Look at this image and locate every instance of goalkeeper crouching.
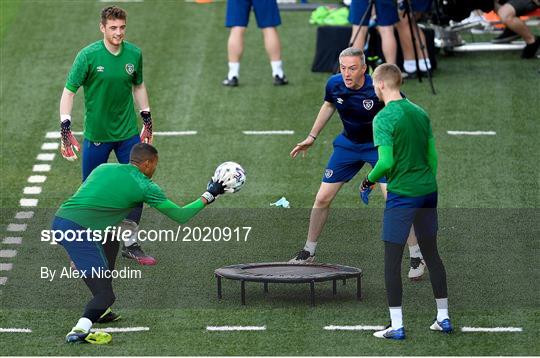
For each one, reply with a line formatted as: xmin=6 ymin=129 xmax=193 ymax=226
xmin=51 ymin=143 xmax=231 ymax=344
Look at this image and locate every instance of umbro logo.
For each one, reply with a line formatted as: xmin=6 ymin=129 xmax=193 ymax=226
xmin=337 ymin=98 xmax=343 ymax=104
xmin=97 ymin=66 xmax=104 ymax=72
xmin=324 ymin=169 xmax=333 ymax=178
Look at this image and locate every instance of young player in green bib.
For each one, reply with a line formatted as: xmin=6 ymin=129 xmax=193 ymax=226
xmin=52 ymin=143 xmax=232 ymax=344
xmin=361 ymin=64 xmax=452 ymax=340
xmin=58 ymin=6 xmax=155 ymax=266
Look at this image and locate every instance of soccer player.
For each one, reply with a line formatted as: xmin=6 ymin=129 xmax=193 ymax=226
xmin=289 ymin=47 xmax=426 ymax=280
xmin=363 ymin=64 xmax=452 ymax=340
xmin=349 ymin=0 xmax=399 ymax=65
xmin=222 ymin=0 xmax=288 ymax=86
xmin=52 ymin=143 xmax=231 ymax=344
xmin=59 ymin=6 xmax=155 ymax=266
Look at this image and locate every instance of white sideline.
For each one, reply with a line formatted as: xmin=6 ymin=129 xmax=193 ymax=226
xmin=2 ymin=237 xmax=22 ymax=245
xmin=41 ymin=142 xmax=59 ymax=150
xmin=324 ymin=325 xmax=385 ymax=331
xmin=27 ymin=176 xmax=46 ymax=183
xmin=447 ymin=131 xmax=496 ymax=136
xmin=206 ymin=326 xmax=266 ymax=331
xmin=0 ymin=263 xmax=13 ymax=271
xmin=7 ymin=224 xmax=27 ymax=232
xmin=243 ymin=130 xmax=294 ymax=135
xmin=20 ymin=199 xmax=38 ymax=207
xmin=15 ymin=211 xmax=34 ymax=219
xmin=24 ymin=186 xmax=42 ymax=194
xmin=0 ymin=250 xmax=17 ymax=258
xmin=461 ymin=327 xmax=523 ymax=332
xmin=0 ymin=328 xmax=32 ymax=333
xmin=47 ymin=131 xmax=198 ymax=137
xmin=91 ymin=327 xmax=150 ymax=333
xmin=33 ymin=164 xmax=51 ymax=172
xmin=36 ymin=153 xmax=55 ymax=161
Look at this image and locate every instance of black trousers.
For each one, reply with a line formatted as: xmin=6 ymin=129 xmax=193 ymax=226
xmin=81 ymin=236 xmax=119 ymax=322
xmin=384 ymin=234 xmax=448 ymax=307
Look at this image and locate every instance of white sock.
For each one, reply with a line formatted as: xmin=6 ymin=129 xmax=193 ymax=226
xmin=74 ymin=317 xmax=92 ymax=333
xmin=408 ymin=244 xmax=423 ymax=259
xmin=271 ymin=60 xmax=284 ymax=78
xmin=121 ymin=220 xmax=139 ymax=247
xmin=389 ymin=307 xmax=403 ymax=329
xmin=418 ymin=58 xmax=431 ymax=72
xmin=228 ymin=62 xmax=240 ymax=80
xmin=436 ymin=298 xmax=449 ymax=321
xmin=304 ymin=241 xmax=317 ymax=256
xmin=403 ymin=60 xmax=416 ymax=73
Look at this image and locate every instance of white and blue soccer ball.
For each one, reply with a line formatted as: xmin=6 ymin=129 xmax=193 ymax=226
xmin=213 ymin=161 xmax=246 ymax=193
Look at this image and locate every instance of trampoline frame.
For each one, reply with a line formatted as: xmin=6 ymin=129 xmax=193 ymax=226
xmin=214 ymin=262 xmax=363 ymax=307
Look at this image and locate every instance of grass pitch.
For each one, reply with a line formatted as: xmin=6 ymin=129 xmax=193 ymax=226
xmin=0 ymin=0 xmax=539 ymax=355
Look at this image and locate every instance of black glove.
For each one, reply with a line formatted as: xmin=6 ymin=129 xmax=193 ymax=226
xmin=140 ymin=111 xmax=153 ymax=144
xmin=201 ymin=180 xmax=225 ymax=204
xmin=360 ymin=176 xmax=375 ymax=192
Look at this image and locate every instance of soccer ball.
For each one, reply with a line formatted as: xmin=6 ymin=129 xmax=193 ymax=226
xmin=213 ymin=161 xmax=246 ymax=193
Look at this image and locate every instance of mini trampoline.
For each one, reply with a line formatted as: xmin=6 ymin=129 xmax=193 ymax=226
xmin=214 ymin=262 xmax=362 ymax=306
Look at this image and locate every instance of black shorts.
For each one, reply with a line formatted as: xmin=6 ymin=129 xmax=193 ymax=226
xmin=499 ymin=0 xmax=539 ymax=16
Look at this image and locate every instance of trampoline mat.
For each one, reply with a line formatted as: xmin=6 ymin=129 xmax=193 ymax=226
xmin=215 ymin=262 xmax=362 ymax=283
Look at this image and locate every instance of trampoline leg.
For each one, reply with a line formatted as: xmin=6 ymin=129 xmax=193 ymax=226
xmin=310 ymin=280 xmax=315 ymax=307
xmin=241 ymin=280 xmax=246 ymax=305
xmin=263 ymin=282 xmax=268 ymax=293
xmin=217 ymin=275 xmax=222 ymax=300
xmin=332 ymin=279 xmax=337 ymax=295
xmin=356 ymin=276 xmax=362 ymax=300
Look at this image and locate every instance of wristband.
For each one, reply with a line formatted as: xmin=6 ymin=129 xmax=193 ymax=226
xmin=308 ymin=133 xmax=317 ymax=140
xmin=60 ymin=114 xmax=71 ymax=123
xmin=201 ymin=191 xmax=215 ymax=204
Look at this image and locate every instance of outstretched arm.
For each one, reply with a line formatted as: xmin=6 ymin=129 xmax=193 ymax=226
xmin=290 ymin=101 xmax=336 ymax=158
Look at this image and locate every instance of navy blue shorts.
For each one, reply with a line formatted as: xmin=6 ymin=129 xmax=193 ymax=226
xmin=323 ymin=133 xmax=387 ymax=183
xmin=51 ymin=216 xmax=109 ymax=274
xmin=398 ymin=0 xmax=433 ymax=13
xmin=225 ymin=0 xmax=281 ymax=28
xmin=82 ymin=134 xmax=140 ymax=181
xmin=349 ymin=0 xmax=399 ymax=26
xmin=382 ymin=191 xmax=438 ymax=245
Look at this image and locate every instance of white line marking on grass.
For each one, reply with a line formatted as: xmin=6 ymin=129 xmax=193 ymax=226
xmin=2 ymin=237 xmax=22 ymax=245
xmin=206 ymin=326 xmax=266 ymax=331
xmin=45 ymin=131 xmax=61 ymax=139
xmin=0 ymin=250 xmax=17 ymax=258
xmin=243 ymin=130 xmax=294 ymax=135
xmin=36 ymin=153 xmax=55 ymax=161
xmin=24 ymin=186 xmax=42 ymax=194
xmin=33 ymin=164 xmax=51 ymax=172
xmin=15 ymin=211 xmax=34 ymax=219
xmin=91 ymin=327 xmax=150 ymax=333
xmin=324 ymin=325 xmax=386 ymax=331
xmin=154 ymin=131 xmax=197 ymax=136
xmin=27 ymin=176 xmax=46 ymax=183
xmin=447 ymin=131 xmax=496 ymax=136
xmin=0 ymin=264 xmax=13 ymax=271
xmin=20 ymin=199 xmax=38 ymax=207
xmin=41 ymin=142 xmax=59 ymax=150
xmin=7 ymin=224 xmax=27 ymax=232
xmin=0 ymin=277 xmax=7 ymax=285
xmin=0 ymin=328 xmax=32 ymax=333
xmin=461 ymin=327 xmax=523 ymax=332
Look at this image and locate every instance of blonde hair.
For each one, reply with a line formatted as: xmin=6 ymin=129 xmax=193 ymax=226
xmin=372 ymin=64 xmax=402 ymax=90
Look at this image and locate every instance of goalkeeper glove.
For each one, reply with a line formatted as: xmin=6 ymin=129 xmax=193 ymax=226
xmin=140 ymin=110 xmax=153 ymax=144
xmin=360 ymin=177 xmax=375 ymax=205
xmin=60 ymin=119 xmax=81 ymax=161
xmin=201 ymin=180 xmax=225 ymax=204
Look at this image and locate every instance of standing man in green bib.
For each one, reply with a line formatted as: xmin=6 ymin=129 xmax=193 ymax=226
xmin=361 ymin=64 xmax=452 ymax=340
xmin=58 ymin=6 xmax=155 ymax=266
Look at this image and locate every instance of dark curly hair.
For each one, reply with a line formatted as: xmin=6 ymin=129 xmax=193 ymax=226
xmin=100 ymin=6 xmax=127 ymax=25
